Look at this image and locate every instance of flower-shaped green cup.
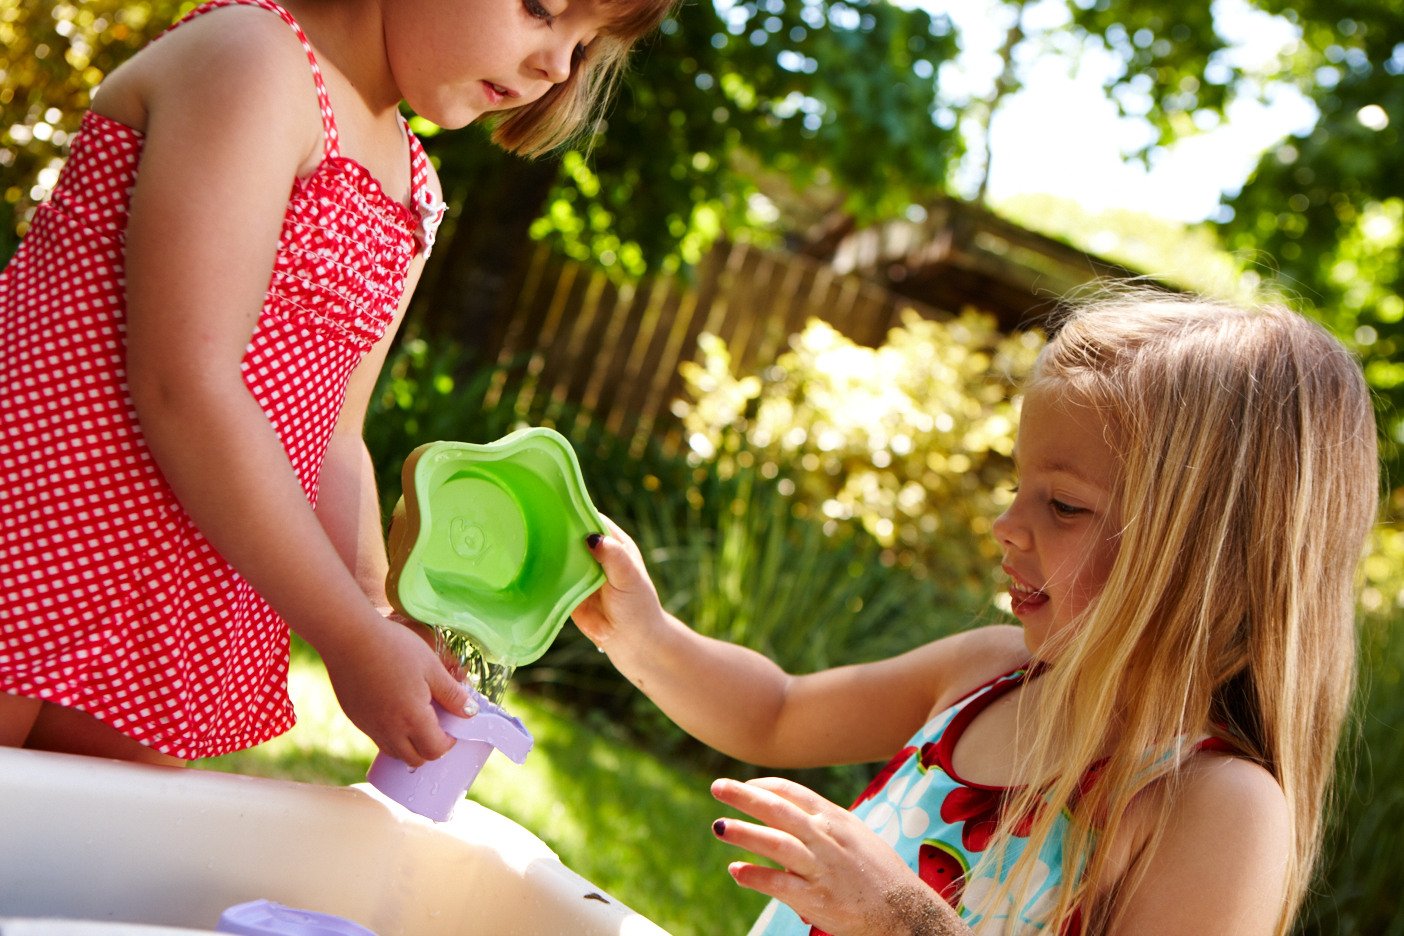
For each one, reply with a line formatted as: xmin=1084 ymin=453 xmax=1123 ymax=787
xmin=386 ymin=428 xmax=605 ymax=667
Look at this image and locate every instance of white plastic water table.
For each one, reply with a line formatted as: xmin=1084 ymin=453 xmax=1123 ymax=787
xmin=0 ymin=747 xmax=671 ymax=935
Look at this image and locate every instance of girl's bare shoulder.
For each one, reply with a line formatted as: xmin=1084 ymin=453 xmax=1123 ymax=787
xmin=1107 ymin=754 xmax=1289 ymax=934
xmin=93 ymin=6 xmax=321 ymax=145
xmin=925 ymin=623 xmax=1030 ymax=713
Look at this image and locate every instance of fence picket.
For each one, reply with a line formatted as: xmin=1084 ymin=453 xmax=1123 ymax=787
xmin=466 ymin=238 xmax=949 ymax=451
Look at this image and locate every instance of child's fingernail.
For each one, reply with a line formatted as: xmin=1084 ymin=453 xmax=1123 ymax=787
xmin=463 ymin=697 xmax=479 ymax=717
xmin=586 ymin=532 xmax=603 ymax=549
xmin=712 ymin=819 xmax=727 ymax=837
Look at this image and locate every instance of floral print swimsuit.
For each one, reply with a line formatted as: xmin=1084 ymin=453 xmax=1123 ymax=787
xmin=749 ymin=665 xmax=1075 ymax=936
xmin=749 ymin=664 xmax=1236 ymax=935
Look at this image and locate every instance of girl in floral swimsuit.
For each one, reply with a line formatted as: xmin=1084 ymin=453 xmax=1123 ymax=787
xmin=576 ymin=293 xmax=1378 ymax=935
xmin=0 ymin=0 xmax=673 ymax=765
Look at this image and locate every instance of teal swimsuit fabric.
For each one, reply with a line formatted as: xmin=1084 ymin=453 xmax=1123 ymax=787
xmin=747 ymin=665 xmax=1085 ymax=935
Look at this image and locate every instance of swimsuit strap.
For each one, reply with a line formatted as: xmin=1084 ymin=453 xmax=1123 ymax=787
xmin=406 ymin=119 xmax=433 ymax=197
xmin=162 ymin=0 xmax=340 ymax=159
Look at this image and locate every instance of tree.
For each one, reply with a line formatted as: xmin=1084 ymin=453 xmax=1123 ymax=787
xmin=0 ymin=0 xmax=181 ymax=256
xmin=2 ymin=0 xmax=961 ymax=354
xmin=415 ymin=0 xmax=962 ymax=348
xmin=1059 ymin=0 xmax=1404 ymax=477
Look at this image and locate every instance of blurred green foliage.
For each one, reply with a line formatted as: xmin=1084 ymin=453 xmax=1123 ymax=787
xmin=1064 ymin=0 xmax=1404 ymax=494
xmin=0 ymin=0 xmax=182 ymax=252
xmin=543 ymin=0 xmax=960 ymax=270
xmin=675 ymin=311 xmax=1043 ymax=600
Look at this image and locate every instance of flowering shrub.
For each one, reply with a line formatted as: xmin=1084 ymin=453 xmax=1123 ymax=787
xmin=675 ymin=309 xmax=1044 ymax=597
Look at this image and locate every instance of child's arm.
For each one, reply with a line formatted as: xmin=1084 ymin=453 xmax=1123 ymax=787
xmin=115 ymin=12 xmax=468 ymax=764
xmin=576 ymin=518 xmax=1028 ymax=768
xmin=312 ymin=247 xmax=422 ymax=618
xmin=578 ymin=519 xmax=1015 ymax=935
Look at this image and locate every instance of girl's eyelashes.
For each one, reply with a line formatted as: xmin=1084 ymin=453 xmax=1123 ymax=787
xmin=522 ymin=0 xmax=591 ymax=67
xmin=1008 ymin=482 xmax=1090 ymax=517
xmin=523 ymin=0 xmax=556 ymax=24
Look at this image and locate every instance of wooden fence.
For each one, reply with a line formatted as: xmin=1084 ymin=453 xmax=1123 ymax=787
xmin=477 ymin=238 xmax=949 ymax=452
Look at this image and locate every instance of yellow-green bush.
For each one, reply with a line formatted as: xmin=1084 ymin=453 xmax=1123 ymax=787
xmin=675 ymin=309 xmax=1043 ymax=599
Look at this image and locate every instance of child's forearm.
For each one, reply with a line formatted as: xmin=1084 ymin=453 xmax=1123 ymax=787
xmin=313 ymin=430 xmax=393 ymax=609
xmin=883 ymin=885 xmax=976 ymax=936
xmin=601 ymin=610 xmax=799 ymax=765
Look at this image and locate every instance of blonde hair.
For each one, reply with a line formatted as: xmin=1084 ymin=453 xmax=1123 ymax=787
xmin=975 ymin=290 xmax=1379 ymax=934
xmin=490 ymin=0 xmax=677 ymax=156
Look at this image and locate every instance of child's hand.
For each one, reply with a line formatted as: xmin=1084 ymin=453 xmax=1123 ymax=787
xmin=379 ymin=607 xmax=471 ymax=684
xmin=711 ymin=777 xmax=968 ymax=936
xmin=320 ymin=614 xmax=475 ymax=767
xmin=573 ymin=515 xmax=666 ymax=650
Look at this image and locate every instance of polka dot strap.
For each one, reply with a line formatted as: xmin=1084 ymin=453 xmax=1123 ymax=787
xmin=161 ymin=0 xmax=340 ymax=159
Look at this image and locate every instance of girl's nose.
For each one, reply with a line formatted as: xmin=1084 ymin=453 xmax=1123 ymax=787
xmin=533 ymin=39 xmax=576 ymax=84
xmin=992 ymin=503 xmax=1030 ymax=552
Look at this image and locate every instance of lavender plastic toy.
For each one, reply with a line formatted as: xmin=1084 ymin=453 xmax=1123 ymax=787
xmin=366 ymin=682 xmax=533 ymax=822
xmin=217 ymin=899 xmax=376 ymax=935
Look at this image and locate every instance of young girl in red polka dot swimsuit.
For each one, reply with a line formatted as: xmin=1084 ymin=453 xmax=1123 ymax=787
xmin=0 ymin=0 xmax=673 ymax=765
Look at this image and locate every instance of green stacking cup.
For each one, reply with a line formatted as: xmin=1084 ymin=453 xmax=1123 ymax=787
xmin=386 ymin=427 xmax=606 ymax=667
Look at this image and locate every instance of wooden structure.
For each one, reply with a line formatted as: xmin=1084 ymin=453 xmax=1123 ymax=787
xmin=477 ymin=238 xmax=943 ymax=451
xmin=425 ymin=196 xmax=1155 ymax=450
xmin=811 ymin=195 xmax=1157 ymax=332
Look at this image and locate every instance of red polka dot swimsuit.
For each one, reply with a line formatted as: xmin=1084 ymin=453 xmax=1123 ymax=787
xmin=0 ymin=0 xmax=446 ymax=759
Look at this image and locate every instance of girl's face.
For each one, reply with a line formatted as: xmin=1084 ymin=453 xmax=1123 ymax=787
xmin=993 ymin=385 xmax=1121 ymax=659
xmin=383 ymin=0 xmax=608 ymax=129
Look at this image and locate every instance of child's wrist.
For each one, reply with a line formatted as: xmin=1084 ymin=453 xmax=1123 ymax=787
xmin=601 ymin=608 xmax=676 ymax=670
xmin=292 ymin=603 xmax=391 ymax=664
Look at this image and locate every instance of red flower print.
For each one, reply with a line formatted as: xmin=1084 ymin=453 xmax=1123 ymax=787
xmin=935 ymin=781 xmax=1038 ymax=853
xmin=850 ymin=745 xmax=918 ymax=809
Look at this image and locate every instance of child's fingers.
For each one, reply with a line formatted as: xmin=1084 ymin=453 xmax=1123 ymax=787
xmin=599 ymin=515 xmax=644 ymax=560
xmin=726 ymin=861 xmax=806 ymax=904
xmin=712 ymin=816 xmax=816 ymax=879
xmin=744 ymin=775 xmax=836 ymax=814
xmin=711 ymin=777 xmax=818 ymax=831
xmin=428 ymin=661 xmax=479 ymax=719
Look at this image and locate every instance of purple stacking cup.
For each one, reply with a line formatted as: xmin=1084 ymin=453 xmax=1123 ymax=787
xmin=217 ymin=899 xmax=376 ymax=935
xmin=366 ymin=684 xmax=533 ymax=822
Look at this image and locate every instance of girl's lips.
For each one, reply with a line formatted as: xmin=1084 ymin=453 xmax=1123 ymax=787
xmin=1009 ymin=587 xmax=1049 ymax=617
xmin=481 ymin=81 xmax=516 ymax=105
xmin=1004 ymin=566 xmax=1048 ymax=617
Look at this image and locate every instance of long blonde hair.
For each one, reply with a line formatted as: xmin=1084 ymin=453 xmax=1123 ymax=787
xmin=975 ymin=291 xmax=1379 ymax=934
xmin=490 ymin=0 xmax=677 ymax=156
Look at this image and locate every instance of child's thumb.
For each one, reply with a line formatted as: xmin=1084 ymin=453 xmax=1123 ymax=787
xmin=431 ymin=666 xmax=479 ymax=719
xmin=585 ymin=531 xmax=640 ymax=587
